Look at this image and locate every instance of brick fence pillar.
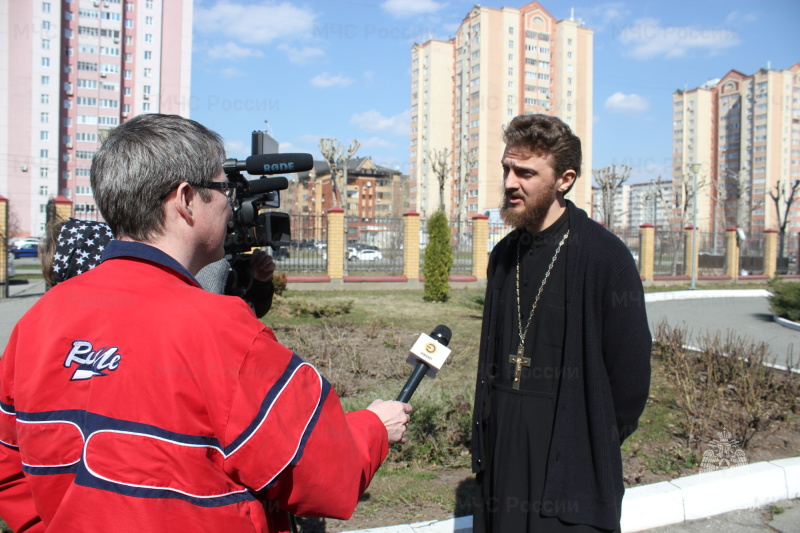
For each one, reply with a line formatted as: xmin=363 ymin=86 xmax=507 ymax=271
xmin=725 ymin=227 xmax=739 ymax=280
xmin=763 ymin=229 xmax=778 ymax=277
xmin=639 ymin=224 xmax=654 ymax=281
xmin=472 ymin=215 xmax=489 ymax=280
xmin=684 ymin=225 xmax=697 ymax=278
xmin=403 ymin=211 xmax=420 ymax=281
xmin=0 ymin=196 xmax=7 ymax=298
xmin=327 ymin=208 xmax=345 ymax=280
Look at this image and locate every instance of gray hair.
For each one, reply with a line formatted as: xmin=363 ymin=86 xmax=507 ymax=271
xmin=90 ymin=113 xmax=225 ymax=241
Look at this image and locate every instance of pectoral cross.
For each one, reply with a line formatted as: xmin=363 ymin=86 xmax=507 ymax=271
xmin=508 ymin=345 xmax=531 ymax=390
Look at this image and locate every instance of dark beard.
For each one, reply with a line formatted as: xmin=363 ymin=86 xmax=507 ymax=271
xmin=500 ymin=183 xmax=557 ymax=230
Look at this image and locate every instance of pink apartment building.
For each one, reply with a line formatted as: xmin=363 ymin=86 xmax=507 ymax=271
xmin=0 ymin=0 xmax=192 ymax=237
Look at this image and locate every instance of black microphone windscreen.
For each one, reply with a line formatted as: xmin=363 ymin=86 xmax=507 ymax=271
xmin=245 ymin=176 xmax=289 ymax=195
xmin=244 ymin=153 xmax=314 ymax=175
xmin=430 ymin=325 xmax=452 ymax=346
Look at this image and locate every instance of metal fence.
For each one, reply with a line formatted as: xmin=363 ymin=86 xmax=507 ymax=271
xmin=740 ymin=232 xmax=764 ymax=275
xmin=653 ymin=229 xmax=684 ymax=277
xmin=416 ymin=220 xmax=478 ymax=275
xmin=345 ymin=216 xmax=404 ymax=275
xmin=271 ymin=214 xmax=327 ymax=275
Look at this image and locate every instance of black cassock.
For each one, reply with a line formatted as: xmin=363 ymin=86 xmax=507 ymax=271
xmin=478 ymin=211 xmax=616 ymax=533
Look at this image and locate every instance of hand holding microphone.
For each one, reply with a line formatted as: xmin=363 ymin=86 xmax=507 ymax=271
xmin=397 ymin=325 xmax=453 ymax=403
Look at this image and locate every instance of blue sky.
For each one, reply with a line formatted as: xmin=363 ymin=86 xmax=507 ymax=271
xmin=189 ymin=0 xmax=799 ymax=185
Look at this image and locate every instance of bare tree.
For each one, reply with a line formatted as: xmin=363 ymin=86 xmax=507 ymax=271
xmin=427 ymin=147 xmax=452 ymax=212
xmin=318 ymin=138 xmax=360 ymax=218
xmin=453 ymin=144 xmax=478 ymax=241
xmin=769 ymin=179 xmax=800 ymax=261
xmin=649 ymin=169 xmax=706 ymax=276
xmin=592 ymin=164 xmax=631 ymax=232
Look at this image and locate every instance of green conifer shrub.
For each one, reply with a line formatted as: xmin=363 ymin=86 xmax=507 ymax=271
xmin=423 ymin=210 xmax=453 ymax=302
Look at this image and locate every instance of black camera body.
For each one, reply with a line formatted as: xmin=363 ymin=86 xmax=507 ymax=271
xmin=218 ymin=143 xmax=313 ymax=294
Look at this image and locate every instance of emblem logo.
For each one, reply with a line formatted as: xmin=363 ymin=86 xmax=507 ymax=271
xmin=700 ymin=428 xmax=748 ymax=473
xmin=64 ymin=340 xmax=122 ymax=381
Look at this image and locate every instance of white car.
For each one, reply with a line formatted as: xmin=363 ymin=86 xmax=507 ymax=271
xmin=349 ymin=249 xmax=383 ymax=261
xmin=10 ymin=237 xmax=40 ymax=248
xmin=6 ymin=253 xmax=15 ymax=279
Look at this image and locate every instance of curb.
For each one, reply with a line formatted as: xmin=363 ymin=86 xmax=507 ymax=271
xmin=341 ymin=457 xmax=800 ymax=533
xmin=773 ymin=314 xmax=800 ymax=332
xmin=645 ymin=289 xmax=770 ymax=302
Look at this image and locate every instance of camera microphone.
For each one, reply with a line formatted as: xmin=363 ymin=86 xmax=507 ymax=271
xmin=396 ymin=325 xmax=452 ymax=403
xmin=242 ymin=153 xmax=314 ymax=175
xmin=244 ymin=176 xmax=289 ymax=195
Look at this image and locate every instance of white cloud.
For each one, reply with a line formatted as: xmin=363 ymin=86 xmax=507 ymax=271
xmin=194 ymin=1 xmax=318 ymax=45
xmin=224 ymin=139 xmax=249 ymax=158
xmin=310 ymin=72 xmax=355 ymax=88
xmin=576 ymin=2 xmax=630 ymax=30
xmin=604 ymin=92 xmax=649 ymax=114
xmin=350 ymin=109 xmax=410 ymax=136
xmin=618 ymin=18 xmax=740 ymax=59
xmin=359 ymin=137 xmax=395 ymax=149
xmin=725 ymin=10 xmax=759 ymax=26
xmin=277 ymin=44 xmax=325 ymax=64
xmin=219 ymin=67 xmax=245 ymax=78
xmin=297 ymin=134 xmax=323 ymax=144
xmin=381 ymin=0 xmax=445 ymax=18
xmin=207 ymin=42 xmax=263 ymax=60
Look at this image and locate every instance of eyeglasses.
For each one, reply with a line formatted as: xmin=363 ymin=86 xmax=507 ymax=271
xmin=186 ymin=181 xmax=238 ymax=203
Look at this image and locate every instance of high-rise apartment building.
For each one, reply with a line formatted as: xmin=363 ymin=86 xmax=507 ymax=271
xmin=410 ymin=1 xmax=593 ymax=224
xmin=0 ymin=0 xmax=192 ymax=237
xmin=591 ymin=181 xmax=674 ymax=232
xmin=672 ymin=64 xmax=800 ymax=239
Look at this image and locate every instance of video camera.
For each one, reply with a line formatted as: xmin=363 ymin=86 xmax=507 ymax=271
xmin=219 ymin=132 xmax=313 ymax=294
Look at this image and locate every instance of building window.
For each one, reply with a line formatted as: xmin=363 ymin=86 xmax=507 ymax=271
xmin=125 ymin=52 xmax=132 ymax=62
xmin=41 ymin=39 xmax=50 ymax=49
xmin=42 ymin=2 xmax=51 ymax=12
xmin=41 ymin=112 xmax=49 ymax=123
xmin=145 ymin=16 xmax=153 ymax=25
xmin=126 ymin=2 xmax=134 ymax=11
xmin=42 ymin=20 xmax=51 ymax=31
xmin=41 ymin=94 xmax=49 ymax=104
xmin=145 ymin=33 xmax=153 ymax=43
xmin=124 ymin=70 xmax=132 ymax=79
xmin=40 ymin=131 xmax=49 ymax=141
xmin=40 ymin=168 xmax=48 ymax=178
xmin=125 ymin=36 xmax=133 ymax=45
xmin=125 ymin=19 xmax=133 ymax=29
xmin=143 ymin=68 xmax=151 ymax=78
xmin=143 ymin=102 xmax=150 ymax=111
xmin=41 ymin=75 xmax=50 ymax=85
xmin=39 ymin=185 xmax=49 ymax=196
xmin=40 ymin=149 xmax=48 ymax=158
xmin=144 ymin=50 xmax=151 ymax=60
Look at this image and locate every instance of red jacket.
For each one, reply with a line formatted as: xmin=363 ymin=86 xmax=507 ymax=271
xmin=0 ymin=242 xmax=388 ymax=532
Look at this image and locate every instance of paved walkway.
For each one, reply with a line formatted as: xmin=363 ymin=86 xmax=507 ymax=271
xmin=1 ymin=285 xmax=798 ymax=532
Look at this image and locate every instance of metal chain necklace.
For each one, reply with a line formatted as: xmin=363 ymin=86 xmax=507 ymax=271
xmin=508 ymin=229 xmax=570 ymax=389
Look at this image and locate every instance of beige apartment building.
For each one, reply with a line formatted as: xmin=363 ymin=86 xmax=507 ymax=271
xmin=410 ymin=1 xmax=593 ymax=225
xmin=672 ymin=64 xmax=800 ymax=240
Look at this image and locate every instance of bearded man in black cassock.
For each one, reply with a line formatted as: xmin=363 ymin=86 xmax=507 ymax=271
xmin=471 ymin=114 xmax=652 ymax=533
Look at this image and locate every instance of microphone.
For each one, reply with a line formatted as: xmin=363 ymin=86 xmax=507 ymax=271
xmin=243 ymin=153 xmax=314 ymax=175
xmin=243 ymin=176 xmax=289 ymax=195
xmin=396 ymin=325 xmax=452 ymax=403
